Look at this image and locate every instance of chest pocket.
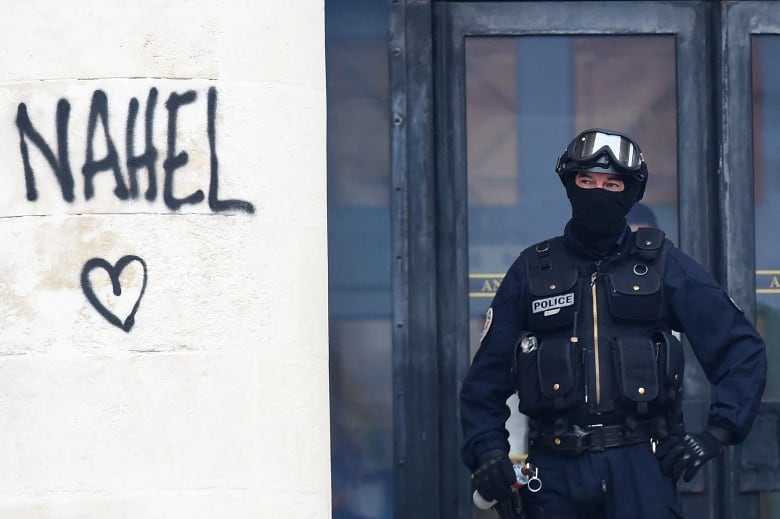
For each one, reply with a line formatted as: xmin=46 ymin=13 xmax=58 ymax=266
xmin=527 ymin=268 xmax=579 ymax=331
xmin=607 ymin=260 xmax=663 ymax=322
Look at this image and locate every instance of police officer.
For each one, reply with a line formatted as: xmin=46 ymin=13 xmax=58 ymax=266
xmin=460 ymin=128 xmax=767 ymax=518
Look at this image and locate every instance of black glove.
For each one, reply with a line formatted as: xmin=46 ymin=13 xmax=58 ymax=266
xmin=471 ymin=449 xmax=517 ymax=502
xmin=656 ymin=428 xmax=729 ymax=482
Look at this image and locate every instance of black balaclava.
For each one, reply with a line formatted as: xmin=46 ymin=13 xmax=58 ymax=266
xmin=563 ymin=168 xmax=641 ymax=251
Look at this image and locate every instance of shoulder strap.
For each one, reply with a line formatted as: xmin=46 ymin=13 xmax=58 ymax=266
xmin=520 ymin=236 xmax=558 ymax=269
xmin=631 ymin=228 xmax=666 ymax=262
xmin=525 ymin=237 xmax=558 ymax=258
xmin=521 ymin=236 xmax=580 ymax=298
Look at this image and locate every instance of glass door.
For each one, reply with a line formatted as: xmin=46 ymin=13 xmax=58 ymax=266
xmin=433 ymin=2 xmax=715 ymax=518
xmin=722 ymin=4 xmax=780 ymax=518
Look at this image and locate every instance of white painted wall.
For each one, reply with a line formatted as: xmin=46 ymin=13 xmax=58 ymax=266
xmin=0 ymin=2 xmax=329 ymax=518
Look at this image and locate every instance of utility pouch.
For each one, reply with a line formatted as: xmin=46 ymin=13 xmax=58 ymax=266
xmin=607 ymin=266 xmax=663 ymax=322
xmin=514 ymin=334 xmax=545 ymax=416
xmin=514 ymin=335 xmax=581 ymax=416
xmin=607 ymin=230 xmax=668 ymax=323
xmin=611 ymin=336 xmax=659 ymax=415
xmin=653 ymin=331 xmax=684 ymax=402
xmin=537 ymin=338 xmax=581 ymax=411
xmin=527 ymin=269 xmax=579 ymax=332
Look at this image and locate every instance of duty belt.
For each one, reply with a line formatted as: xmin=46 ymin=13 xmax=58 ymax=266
xmin=532 ymin=420 xmax=654 ymax=454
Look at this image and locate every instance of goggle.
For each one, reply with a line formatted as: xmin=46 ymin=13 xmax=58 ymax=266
xmin=561 ymin=129 xmax=645 ymax=172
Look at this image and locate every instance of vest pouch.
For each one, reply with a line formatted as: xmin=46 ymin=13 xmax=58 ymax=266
xmin=607 ymin=268 xmax=663 ymax=322
xmin=536 ymin=338 xmax=580 ymax=411
xmin=514 ymin=334 xmax=545 ymax=417
xmin=611 ymin=336 xmax=659 ymax=414
xmin=653 ymin=331 xmax=684 ymax=403
xmin=527 ymin=269 xmax=579 ymax=331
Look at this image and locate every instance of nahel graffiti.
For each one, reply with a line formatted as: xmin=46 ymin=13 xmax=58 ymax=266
xmin=81 ymin=255 xmax=148 ymax=332
xmin=15 ymin=86 xmax=254 ymax=213
xmin=13 ymin=84 xmax=256 ymax=333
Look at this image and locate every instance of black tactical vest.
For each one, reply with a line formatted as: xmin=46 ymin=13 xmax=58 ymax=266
xmin=512 ymin=228 xmax=684 ymax=423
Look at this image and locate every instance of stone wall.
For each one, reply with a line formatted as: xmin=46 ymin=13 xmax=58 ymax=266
xmin=0 ymin=2 xmax=329 ymax=517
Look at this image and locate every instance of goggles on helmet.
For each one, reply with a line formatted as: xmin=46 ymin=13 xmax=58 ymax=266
xmin=556 ymin=129 xmax=646 ymax=178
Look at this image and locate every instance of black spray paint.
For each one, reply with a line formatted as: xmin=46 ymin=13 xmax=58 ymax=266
xmin=81 ymin=255 xmax=148 ymax=332
xmin=16 ymin=99 xmax=75 ymax=202
xmin=163 ymin=90 xmax=203 ymax=210
xmin=207 ymin=87 xmax=255 ymax=213
xmin=16 ymin=87 xmax=255 ymax=213
xmin=83 ymin=90 xmax=129 ymax=201
xmin=126 ymin=87 xmax=158 ymax=201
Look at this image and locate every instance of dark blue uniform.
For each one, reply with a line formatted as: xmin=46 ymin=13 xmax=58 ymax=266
xmin=460 ymin=226 xmax=767 ymax=518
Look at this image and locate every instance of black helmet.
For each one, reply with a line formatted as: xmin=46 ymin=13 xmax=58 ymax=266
xmin=555 ymin=128 xmax=649 ymax=202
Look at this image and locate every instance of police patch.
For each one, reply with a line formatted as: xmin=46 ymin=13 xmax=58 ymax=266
xmin=532 ymin=293 xmax=574 ymax=314
xmin=480 ymin=307 xmax=493 ymax=342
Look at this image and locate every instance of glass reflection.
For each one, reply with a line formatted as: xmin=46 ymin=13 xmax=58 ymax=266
xmin=326 ymin=1 xmax=392 ymax=518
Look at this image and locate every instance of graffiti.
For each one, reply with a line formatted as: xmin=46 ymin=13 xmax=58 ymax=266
xmin=16 ymin=87 xmax=255 ymax=214
xmin=15 ymin=86 xmax=261 ymax=332
xmin=81 ymin=255 xmax=148 ymax=332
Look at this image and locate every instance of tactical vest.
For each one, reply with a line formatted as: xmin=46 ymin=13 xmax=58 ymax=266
xmin=512 ymin=228 xmax=684 ymax=428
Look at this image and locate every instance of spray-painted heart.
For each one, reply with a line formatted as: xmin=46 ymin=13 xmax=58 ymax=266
xmin=81 ymin=255 xmax=148 ymax=332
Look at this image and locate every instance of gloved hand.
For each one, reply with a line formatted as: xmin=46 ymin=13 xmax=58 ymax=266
xmin=656 ymin=428 xmax=729 ymax=482
xmin=471 ymin=449 xmax=517 ymax=502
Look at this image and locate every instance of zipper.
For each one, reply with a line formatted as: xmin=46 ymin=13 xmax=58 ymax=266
xmin=590 ymin=270 xmax=601 ymax=406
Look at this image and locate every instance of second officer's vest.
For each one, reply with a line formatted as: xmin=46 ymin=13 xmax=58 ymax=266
xmin=512 ymin=228 xmax=685 ymax=420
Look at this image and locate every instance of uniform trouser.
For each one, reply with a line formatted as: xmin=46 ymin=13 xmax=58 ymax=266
xmin=521 ymin=442 xmax=683 ymax=519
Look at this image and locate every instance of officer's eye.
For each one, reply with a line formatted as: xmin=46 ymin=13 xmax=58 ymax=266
xmin=576 ymin=176 xmax=596 ymax=188
xmin=604 ymin=181 xmax=625 ymax=192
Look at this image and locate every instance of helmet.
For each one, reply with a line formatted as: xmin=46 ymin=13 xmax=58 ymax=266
xmin=555 ymin=128 xmax=649 ymax=201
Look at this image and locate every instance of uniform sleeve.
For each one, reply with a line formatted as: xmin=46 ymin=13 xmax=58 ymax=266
xmin=664 ymin=247 xmax=767 ymax=444
xmin=460 ymin=256 xmax=527 ymax=471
